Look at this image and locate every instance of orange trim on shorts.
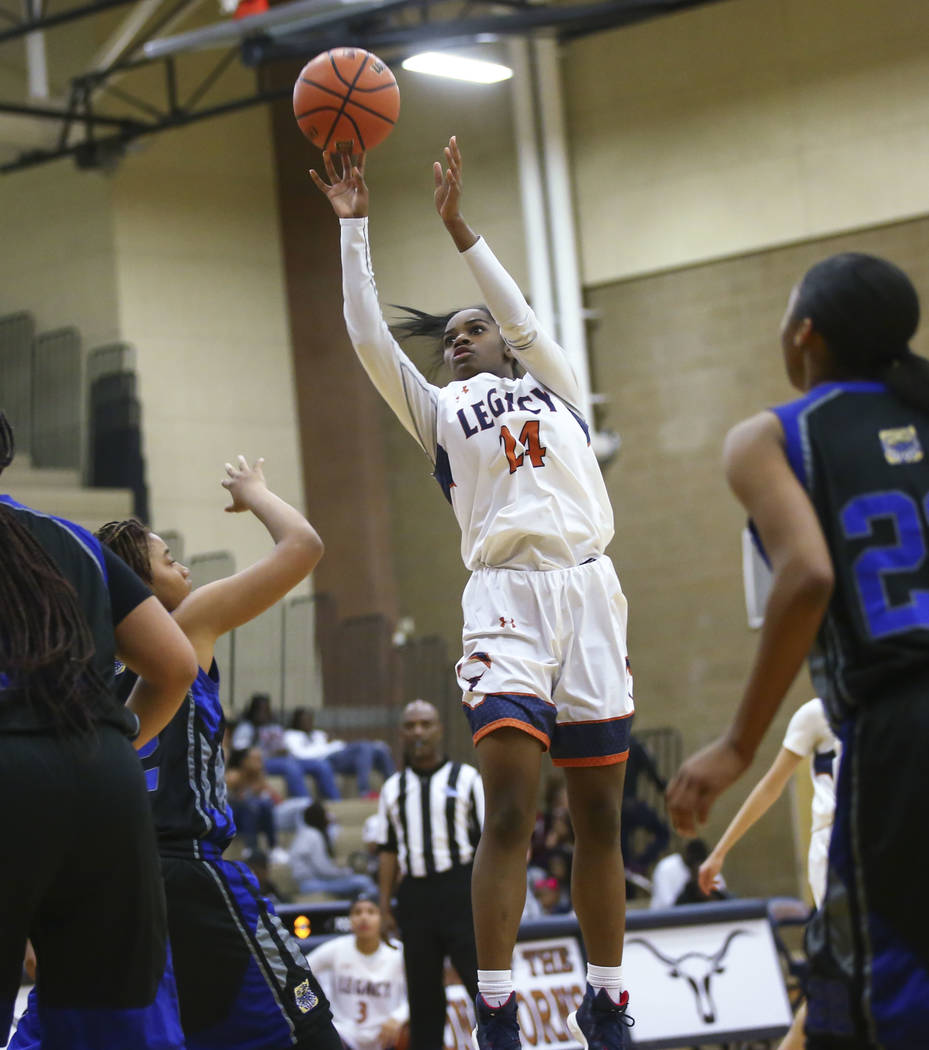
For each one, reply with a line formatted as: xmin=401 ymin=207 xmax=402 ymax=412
xmin=556 ymin=711 xmax=634 ymax=727
xmin=473 ymin=718 xmax=551 ymax=750
xmin=552 ymin=748 xmax=629 ymax=768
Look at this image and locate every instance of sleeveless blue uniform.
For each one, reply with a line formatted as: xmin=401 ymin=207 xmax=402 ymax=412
xmin=0 ymin=496 xmax=183 ymax=1050
xmin=771 ymin=382 xmax=929 ymax=1049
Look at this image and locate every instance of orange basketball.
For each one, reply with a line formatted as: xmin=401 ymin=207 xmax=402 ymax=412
xmin=293 ymin=48 xmax=400 ymax=153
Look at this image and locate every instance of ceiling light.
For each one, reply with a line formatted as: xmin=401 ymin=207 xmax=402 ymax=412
xmin=401 ymin=52 xmax=513 ymax=84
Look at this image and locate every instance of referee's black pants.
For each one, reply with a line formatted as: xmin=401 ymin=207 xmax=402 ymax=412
xmin=396 ymin=864 xmax=479 ymax=1050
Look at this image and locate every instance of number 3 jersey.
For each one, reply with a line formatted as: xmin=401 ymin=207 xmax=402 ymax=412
xmin=340 ymin=217 xmax=613 ymax=572
xmin=772 ymin=380 xmax=929 ymax=723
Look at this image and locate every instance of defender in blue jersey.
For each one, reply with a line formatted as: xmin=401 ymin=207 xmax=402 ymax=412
xmin=668 ymin=253 xmax=929 ymax=1049
xmin=0 ymin=412 xmax=196 ymax=1050
xmin=13 ymin=455 xmax=338 ymax=1050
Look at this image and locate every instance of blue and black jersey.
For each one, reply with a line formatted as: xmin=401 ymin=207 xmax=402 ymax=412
xmin=772 ymin=380 xmax=929 ymax=723
xmin=0 ymin=495 xmax=147 ymax=736
xmin=118 ymin=661 xmax=235 ymax=858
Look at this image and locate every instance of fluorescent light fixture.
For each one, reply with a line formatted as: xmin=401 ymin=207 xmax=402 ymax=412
xmin=401 ymin=51 xmax=513 ymax=84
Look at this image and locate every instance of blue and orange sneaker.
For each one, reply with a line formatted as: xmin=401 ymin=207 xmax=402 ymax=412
xmin=471 ymin=992 xmax=521 ymax=1050
xmin=566 ymin=985 xmax=634 ymax=1050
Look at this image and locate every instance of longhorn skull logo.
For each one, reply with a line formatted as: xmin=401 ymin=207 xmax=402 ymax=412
xmin=627 ymin=929 xmax=750 ymax=1023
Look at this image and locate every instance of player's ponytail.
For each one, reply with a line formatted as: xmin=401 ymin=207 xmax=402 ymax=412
xmin=0 ymin=412 xmax=100 ymax=731
xmin=390 ymin=304 xmax=519 ymax=379
xmin=793 ymin=252 xmax=929 ymax=414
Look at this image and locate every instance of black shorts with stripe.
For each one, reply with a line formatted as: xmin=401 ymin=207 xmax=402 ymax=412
xmin=161 ymin=854 xmax=340 ymax=1050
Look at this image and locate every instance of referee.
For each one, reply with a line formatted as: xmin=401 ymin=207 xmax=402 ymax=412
xmin=377 ymin=699 xmax=482 ymax=1050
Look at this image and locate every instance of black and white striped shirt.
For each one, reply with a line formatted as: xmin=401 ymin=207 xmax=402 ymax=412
xmin=376 ymin=760 xmax=483 ymax=878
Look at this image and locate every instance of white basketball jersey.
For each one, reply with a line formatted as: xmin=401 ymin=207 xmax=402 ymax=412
xmin=340 ymin=218 xmax=614 ymax=571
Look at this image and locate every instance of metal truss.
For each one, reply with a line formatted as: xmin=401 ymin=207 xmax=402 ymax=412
xmin=0 ymin=0 xmax=723 ymax=174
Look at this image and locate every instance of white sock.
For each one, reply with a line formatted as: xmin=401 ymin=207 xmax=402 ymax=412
xmin=587 ymin=963 xmax=624 ymax=1004
xmin=478 ymin=970 xmax=514 ymax=1009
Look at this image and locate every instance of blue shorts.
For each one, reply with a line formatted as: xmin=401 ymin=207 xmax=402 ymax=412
xmin=805 ymin=694 xmax=929 ymax=1049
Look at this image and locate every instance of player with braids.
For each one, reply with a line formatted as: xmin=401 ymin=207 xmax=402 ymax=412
xmin=668 ymin=253 xmax=929 ymax=1049
xmin=13 ymin=457 xmax=341 ymax=1050
xmin=0 ymin=411 xmax=197 ymax=1050
xmin=312 ymin=138 xmax=635 ymax=1050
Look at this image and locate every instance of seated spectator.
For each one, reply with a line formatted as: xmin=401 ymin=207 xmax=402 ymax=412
xmin=291 ymin=801 xmax=377 ymax=898
xmin=530 ymin=774 xmax=575 ymax=872
xmin=675 ymin=839 xmax=730 ymax=905
xmin=285 ymin=707 xmax=396 ymax=797
xmin=650 ymin=839 xmax=728 ymax=909
xmin=225 ymin=747 xmax=286 ymax=860
xmin=307 ymin=892 xmax=409 ymax=1050
xmin=532 ymin=876 xmax=573 ymax=916
xmin=233 ymin=692 xmax=341 ymax=800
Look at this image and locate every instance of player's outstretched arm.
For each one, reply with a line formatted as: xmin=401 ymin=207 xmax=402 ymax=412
xmin=698 ymin=746 xmax=802 ymax=895
xmin=174 ymin=456 xmax=323 ymax=666
xmin=668 ymin=412 xmax=833 ymax=835
xmin=436 ymin=136 xmax=583 ymax=407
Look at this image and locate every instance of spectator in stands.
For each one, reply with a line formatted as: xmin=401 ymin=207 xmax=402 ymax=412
xmin=529 ymin=774 xmax=574 ymax=873
xmin=307 ymin=891 xmax=409 ymax=1050
xmin=226 ymin=746 xmax=288 ymax=863
xmin=532 ymin=876 xmax=573 ymax=916
xmin=650 ymin=839 xmax=728 ymax=909
xmin=285 ymin=707 xmax=396 ymax=797
xmin=291 ymin=801 xmax=378 ymax=898
xmin=621 ymin=734 xmax=671 ymax=875
xmin=233 ymin=691 xmax=341 ymax=800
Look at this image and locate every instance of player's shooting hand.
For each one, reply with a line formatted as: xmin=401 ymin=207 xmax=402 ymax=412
xmin=309 ymin=150 xmax=369 ymax=218
xmin=666 ymin=737 xmax=749 ymax=836
xmin=434 ymin=135 xmax=464 ymax=225
xmin=221 ymin=455 xmax=268 ymax=513
xmin=698 ymin=853 xmax=724 ymax=897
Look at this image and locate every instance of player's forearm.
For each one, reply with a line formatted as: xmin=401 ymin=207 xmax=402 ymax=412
xmin=444 ymin=215 xmax=479 ymax=253
xmin=378 ymin=851 xmax=398 ymax=908
xmin=725 ymin=563 xmax=832 ymax=763
xmin=713 ymin=775 xmax=782 ymax=859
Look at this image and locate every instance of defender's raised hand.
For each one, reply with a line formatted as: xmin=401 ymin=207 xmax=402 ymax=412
xmin=309 ymin=150 xmax=369 ymax=218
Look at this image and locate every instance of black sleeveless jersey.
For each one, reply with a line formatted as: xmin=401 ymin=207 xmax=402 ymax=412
xmin=772 ymin=380 xmax=929 ymax=724
xmin=117 ymin=660 xmax=235 ymax=858
xmin=0 ymin=495 xmax=145 ymax=735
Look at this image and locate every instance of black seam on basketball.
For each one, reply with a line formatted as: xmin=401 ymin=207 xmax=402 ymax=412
xmin=324 ymin=51 xmax=371 ymax=149
xmin=342 ymin=98 xmax=397 ymax=124
xmin=298 ymin=77 xmax=347 ymax=101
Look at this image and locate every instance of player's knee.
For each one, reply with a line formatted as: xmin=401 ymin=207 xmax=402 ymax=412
xmin=573 ymin=793 xmax=622 ymax=847
xmin=484 ymin=794 xmax=533 ymax=848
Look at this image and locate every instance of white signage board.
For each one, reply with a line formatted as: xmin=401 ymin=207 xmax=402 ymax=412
xmin=623 ymin=916 xmax=792 ymax=1046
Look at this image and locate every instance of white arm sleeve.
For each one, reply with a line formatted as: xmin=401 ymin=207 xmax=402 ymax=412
xmin=340 ymin=218 xmax=441 ymax=461
xmin=461 ymin=236 xmax=584 ymax=411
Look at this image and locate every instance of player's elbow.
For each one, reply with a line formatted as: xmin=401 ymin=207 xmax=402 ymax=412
xmin=285 ymin=524 xmax=325 ymax=579
xmin=789 ymin=556 xmax=834 ymax=608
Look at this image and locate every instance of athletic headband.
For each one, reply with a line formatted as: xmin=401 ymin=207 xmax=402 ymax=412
xmin=794 ymin=253 xmax=920 ymax=366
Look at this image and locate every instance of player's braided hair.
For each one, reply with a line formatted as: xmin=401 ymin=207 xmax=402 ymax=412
xmin=389 ymin=305 xmax=519 ymax=380
xmin=96 ymin=518 xmax=153 ymax=584
xmin=0 ymin=412 xmax=101 ymax=731
xmin=793 ymin=253 xmax=929 ymax=414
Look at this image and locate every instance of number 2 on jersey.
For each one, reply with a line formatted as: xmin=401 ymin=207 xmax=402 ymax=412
xmin=500 ymin=421 xmax=546 ymax=474
xmin=842 ymin=489 xmax=929 ymax=639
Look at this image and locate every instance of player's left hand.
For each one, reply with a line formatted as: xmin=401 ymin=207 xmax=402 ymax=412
xmin=434 ymin=135 xmax=463 ymax=225
xmin=379 ymin=1018 xmax=403 ymax=1046
xmin=221 ymin=455 xmax=268 ymax=513
xmin=666 ymin=737 xmax=750 ymax=836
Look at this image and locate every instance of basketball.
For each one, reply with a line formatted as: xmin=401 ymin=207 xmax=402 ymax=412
xmin=293 ymin=48 xmax=400 ymax=153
